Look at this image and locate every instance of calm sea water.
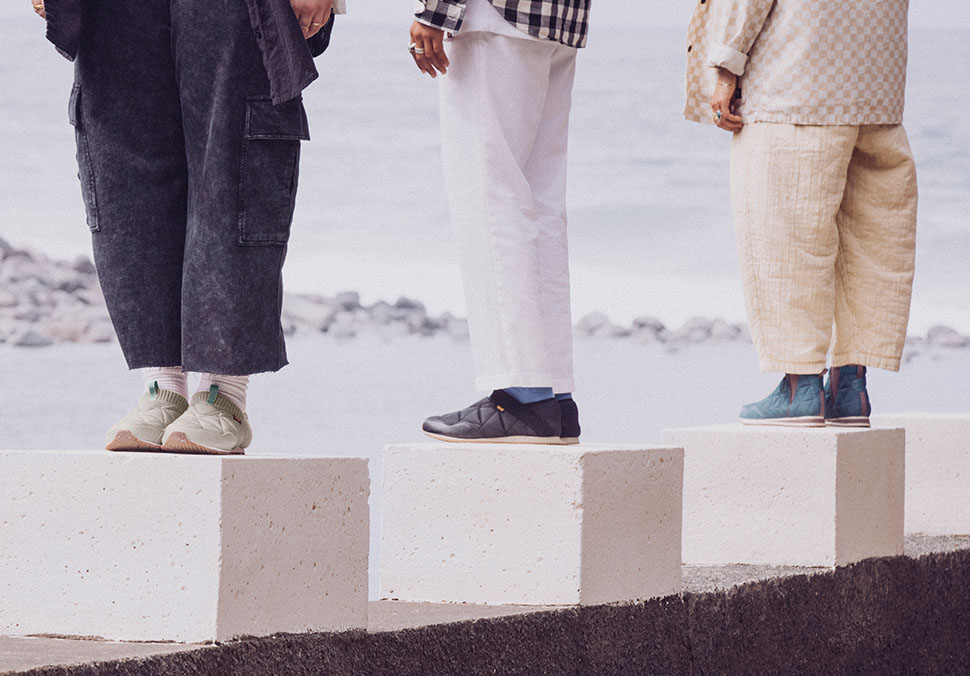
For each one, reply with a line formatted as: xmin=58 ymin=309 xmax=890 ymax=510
xmin=1 ymin=6 xmax=967 ymax=332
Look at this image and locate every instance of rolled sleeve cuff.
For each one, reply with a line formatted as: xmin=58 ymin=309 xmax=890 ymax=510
xmin=707 ymin=42 xmax=748 ymax=76
xmin=413 ymin=0 xmax=464 ymax=32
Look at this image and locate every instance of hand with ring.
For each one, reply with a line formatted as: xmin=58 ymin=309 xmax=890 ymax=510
xmin=289 ymin=0 xmax=333 ymax=39
xmin=409 ymin=21 xmax=449 ymax=79
xmin=31 ymin=0 xmax=45 ymax=19
xmin=710 ymin=67 xmax=743 ymax=133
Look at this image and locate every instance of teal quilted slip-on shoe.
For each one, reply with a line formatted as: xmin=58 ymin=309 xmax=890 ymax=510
xmin=825 ymin=365 xmax=872 ymax=427
xmin=740 ymin=373 xmax=825 ymax=427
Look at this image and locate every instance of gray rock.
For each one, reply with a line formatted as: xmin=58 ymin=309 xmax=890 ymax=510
xmin=74 ymin=286 xmax=106 ymax=306
xmin=595 ymin=322 xmax=631 ymax=339
xmin=395 ymin=296 xmax=426 ymax=313
xmin=635 ymin=329 xmax=662 ymax=344
xmin=632 ymin=315 xmax=665 ymax=334
xmin=368 ymin=300 xmax=394 ymax=325
xmin=676 ymin=316 xmax=713 ymax=343
xmin=334 ymin=291 xmax=361 ymax=311
xmin=73 ymin=255 xmax=97 ymax=275
xmin=282 ymin=295 xmax=337 ymax=332
xmin=56 ymin=274 xmax=89 ymax=294
xmin=445 ymin=317 xmax=470 ymax=340
xmin=709 ymin=318 xmax=741 ymax=342
xmin=11 ymin=328 xmax=53 ymax=347
xmin=14 ymin=307 xmax=43 ymax=322
xmin=84 ymin=318 xmax=116 ymax=343
xmin=576 ymin=312 xmax=610 ymax=335
xmin=926 ymin=325 xmax=970 ymax=348
xmin=407 ymin=313 xmax=439 ymax=337
xmin=328 ymin=312 xmax=358 ymax=338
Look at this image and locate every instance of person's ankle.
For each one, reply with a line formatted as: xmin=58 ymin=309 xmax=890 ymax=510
xmin=198 ymin=374 xmax=249 ymax=411
xmin=503 ymin=387 xmax=555 ymax=405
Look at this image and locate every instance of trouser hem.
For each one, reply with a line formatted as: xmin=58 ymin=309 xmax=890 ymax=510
xmin=476 ymin=373 xmax=575 ymax=393
xmin=831 ymin=352 xmax=901 ymax=372
xmin=757 ymin=357 xmax=827 ymax=375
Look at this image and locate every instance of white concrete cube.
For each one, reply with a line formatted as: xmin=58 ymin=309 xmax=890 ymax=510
xmin=661 ymin=426 xmax=904 ymax=567
xmin=875 ymin=413 xmax=970 ymax=535
xmin=0 ymin=451 xmax=369 ymax=642
xmin=380 ymin=443 xmax=683 ymax=606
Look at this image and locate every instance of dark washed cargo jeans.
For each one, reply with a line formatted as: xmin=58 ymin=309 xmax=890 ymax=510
xmin=71 ymin=0 xmax=310 ymax=375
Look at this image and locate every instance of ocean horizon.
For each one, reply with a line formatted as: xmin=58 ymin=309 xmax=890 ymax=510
xmin=1 ymin=5 xmax=967 ymax=333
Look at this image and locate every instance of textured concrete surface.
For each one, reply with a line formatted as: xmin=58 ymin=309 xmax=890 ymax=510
xmin=875 ymin=413 xmax=970 ymax=535
xmin=0 ymin=452 xmax=369 ymax=642
xmin=662 ymin=425 xmax=905 ymax=566
xmin=5 ymin=535 xmax=968 ymax=675
xmin=381 ymin=443 xmax=683 ymax=605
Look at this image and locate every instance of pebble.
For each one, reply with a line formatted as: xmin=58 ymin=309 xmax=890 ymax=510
xmin=1 ymin=242 xmax=967 ymax=357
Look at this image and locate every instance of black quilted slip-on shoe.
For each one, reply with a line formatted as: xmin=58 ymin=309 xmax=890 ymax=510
xmin=559 ymin=397 xmax=581 ymax=445
xmin=422 ymin=390 xmax=565 ymax=444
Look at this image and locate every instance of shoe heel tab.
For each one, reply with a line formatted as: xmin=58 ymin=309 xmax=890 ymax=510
xmin=149 ymin=381 xmax=159 ymax=401
xmin=207 ymin=384 xmax=219 ymax=405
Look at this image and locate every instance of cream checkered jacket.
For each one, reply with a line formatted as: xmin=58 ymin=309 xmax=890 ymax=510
xmin=684 ymin=0 xmax=909 ymax=125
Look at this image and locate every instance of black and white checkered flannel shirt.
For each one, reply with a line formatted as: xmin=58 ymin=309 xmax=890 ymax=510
xmin=413 ymin=0 xmax=590 ymax=48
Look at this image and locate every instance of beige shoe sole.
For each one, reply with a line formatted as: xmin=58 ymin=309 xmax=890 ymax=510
xmin=739 ymin=416 xmax=825 ymax=428
xmin=105 ymin=430 xmax=163 ymax=452
xmin=160 ymin=432 xmax=246 ymax=456
xmin=423 ymin=431 xmax=569 ymax=445
xmin=826 ymin=417 xmax=871 ymax=428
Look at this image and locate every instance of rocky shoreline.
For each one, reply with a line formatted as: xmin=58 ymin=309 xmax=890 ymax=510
xmin=2 ymin=237 xmax=968 ymax=360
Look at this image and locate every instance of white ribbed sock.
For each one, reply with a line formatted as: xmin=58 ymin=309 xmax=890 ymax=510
xmin=197 ymin=374 xmax=249 ymax=411
xmin=142 ymin=367 xmax=188 ymax=399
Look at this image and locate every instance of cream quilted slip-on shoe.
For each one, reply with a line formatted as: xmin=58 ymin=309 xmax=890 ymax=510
xmin=105 ymin=382 xmax=189 ymax=452
xmin=160 ymin=385 xmax=252 ymax=455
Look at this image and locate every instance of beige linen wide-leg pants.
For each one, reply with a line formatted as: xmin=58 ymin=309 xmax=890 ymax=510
xmin=731 ymin=123 xmax=918 ymax=374
xmin=438 ymin=32 xmax=578 ymax=393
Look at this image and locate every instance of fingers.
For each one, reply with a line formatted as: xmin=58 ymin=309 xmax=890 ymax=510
xmin=305 ymin=10 xmax=326 ymax=39
xmin=292 ymin=0 xmax=332 ymax=38
xmin=423 ymin=33 xmax=449 ymax=75
xmin=409 ymin=39 xmax=434 ymax=77
xmin=710 ymin=96 xmax=743 ymax=133
xmin=31 ymin=0 xmax=45 ymax=18
xmin=306 ymin=0 xmax=333 ymax=38
xmin=409 ymin=21 xmax=448 ymax=78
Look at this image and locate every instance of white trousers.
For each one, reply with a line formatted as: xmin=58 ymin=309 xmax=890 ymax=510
xmin=731 ymin=123 xmax=918 ymax=374
xmin=439 ymin=32 xmax=578 ymax=392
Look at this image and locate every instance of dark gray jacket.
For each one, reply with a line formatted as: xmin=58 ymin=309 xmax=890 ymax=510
xmin=44 ymin=0 xmax=334 ymax=104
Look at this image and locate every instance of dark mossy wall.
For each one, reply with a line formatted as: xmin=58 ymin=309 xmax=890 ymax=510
xmin=20 ymin=550 xmax=970 ymax=676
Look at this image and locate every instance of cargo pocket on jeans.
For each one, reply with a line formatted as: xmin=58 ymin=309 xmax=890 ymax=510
xmin=237 ymin=96 xmax=310 ymax=246
xmin=68 ymin=83 xmax=101 ymax=233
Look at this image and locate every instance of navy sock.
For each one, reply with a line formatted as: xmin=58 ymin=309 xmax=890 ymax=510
xmin=504 ymin=387 xmax=555 ymax=404
xmin=554 ymin=392 xmax=572 ymax=401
